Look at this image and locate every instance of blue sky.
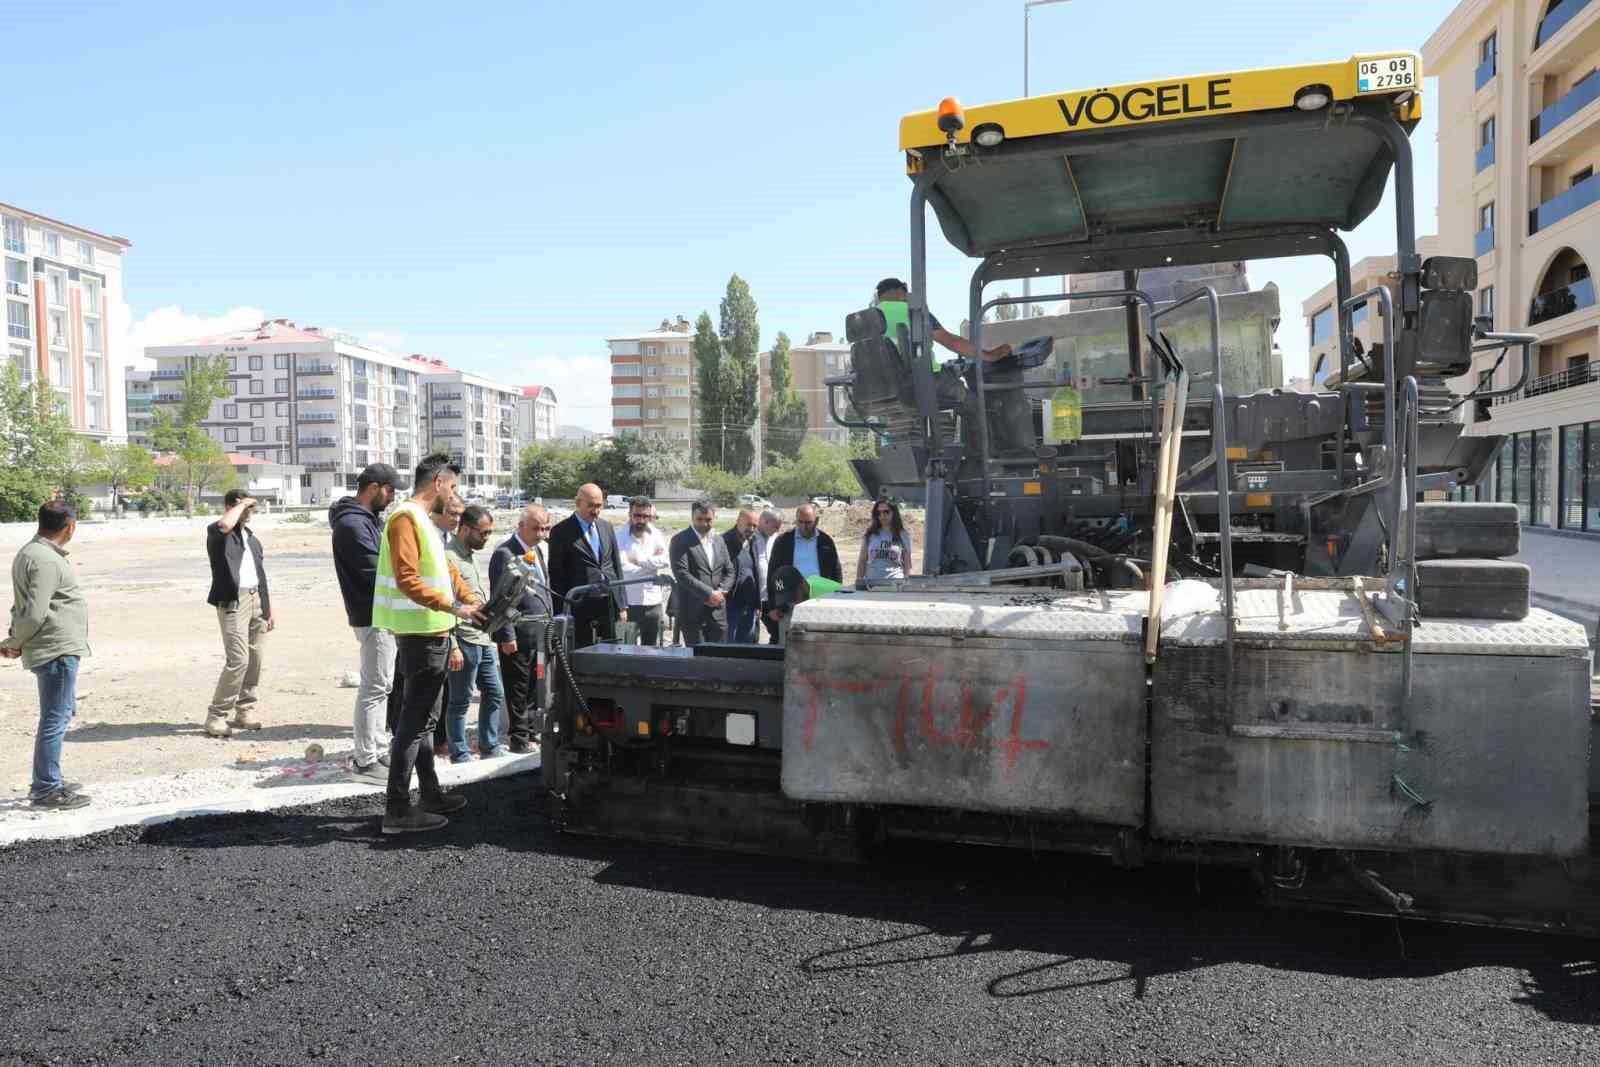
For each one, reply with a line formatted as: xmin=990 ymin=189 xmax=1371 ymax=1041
xmin=10 ymin=0 xmax=1455 ymax=430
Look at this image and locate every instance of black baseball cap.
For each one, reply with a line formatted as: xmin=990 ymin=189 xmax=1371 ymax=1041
xmin=357 ymin=462 xmax=400 ymax=489
xmin=876 ymin=278 xmax=909 ymax=297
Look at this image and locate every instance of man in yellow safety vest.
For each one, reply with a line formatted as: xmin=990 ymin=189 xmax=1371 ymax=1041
xmin=373 ymin=452 xmax=487 ymax=835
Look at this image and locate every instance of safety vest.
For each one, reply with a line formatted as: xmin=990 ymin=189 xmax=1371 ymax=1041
xmin=373 ymin=500 xmax=456 ymax=635
xmin=877 ymin=300 xmax=937 ymax=371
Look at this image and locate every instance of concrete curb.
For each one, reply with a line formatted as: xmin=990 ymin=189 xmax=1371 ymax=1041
xmin=1531 ymin=591 xmax=1600 ymax=626
xmin=0 ymin=752 xmax=541 ymax=848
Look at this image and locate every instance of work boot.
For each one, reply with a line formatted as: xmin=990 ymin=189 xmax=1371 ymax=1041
xmin=203 ymin=715 xmax=233 ymax=739
xmin=420 ymin=791 xmax=467 ymax=816
xmin=229 ymin=712 xmax=263 ymax=732
xmin=382 ymin=808 xmax=448 ymax=835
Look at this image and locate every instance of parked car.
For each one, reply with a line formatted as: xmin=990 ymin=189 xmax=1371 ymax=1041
xmin=605 ymin=494 xmax=630 ymax=510
xmin=739 ymin=494 xmax=774 ymax=511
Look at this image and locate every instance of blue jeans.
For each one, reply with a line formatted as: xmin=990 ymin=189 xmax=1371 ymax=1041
xmin=446 ymin=643 xmax=505 ymax=759
xmin=31 ymin=655 xmax=80 ymax=800
xmin=728 ymin=578 xmax=760 ymax=643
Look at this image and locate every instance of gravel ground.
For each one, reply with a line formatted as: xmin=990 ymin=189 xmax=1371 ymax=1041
xmin=0 ymin=774 xmax=1596 ymax=1066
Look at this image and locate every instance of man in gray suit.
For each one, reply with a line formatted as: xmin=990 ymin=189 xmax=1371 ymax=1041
xmin=490 ymin=503 xmax=551 ymax=753
xmin=669 ymin=499 xmax=735 ymax=646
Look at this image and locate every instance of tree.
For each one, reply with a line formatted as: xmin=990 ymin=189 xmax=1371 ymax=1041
xmin=0 ymin=365 xmax=73 ymax=522
xmin=687 ymin=464 xmax=753 ymax=508
xmin=53 ymin=438 xmax=100 ymax=515
xmin=92 ymin=441 xmax=158 ymax=513
xmin=764 ymin=331 xmax=810 ymax=468
xmin=1028 ymin=305 xmax=1046 ymax=318
xmin=174 ymin=441 xmax=238 ymax=507
xmin=692 ymin=311 xmax=724 ymax=469
xmin=762 ymin=439 xmax=862 ymax=500
xmin=696 ymin=275 xmax=762 ymax=477
xmin=150 ymin=356 xmax=232 ymax=511
xmin=600 ymin=435 xmax=687 ymax=497
xmin=995 ymin=291 xmax=1020 ymax=322
xmin=518 ymin=443 xmax=586 ymax=503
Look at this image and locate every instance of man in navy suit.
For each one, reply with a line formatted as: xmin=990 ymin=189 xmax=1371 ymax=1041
xmin=546 ymin=483 xmax=625 ymax=649
xmin=490 ymin=502 xmax=552 ymax=753
xmin=670 ymin=499 xmax=735 ymax=646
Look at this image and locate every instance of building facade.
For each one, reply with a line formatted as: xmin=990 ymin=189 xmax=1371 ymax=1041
xmin=3 ymin=202 xmax=130 ymax=440
xmin=1425 ymin=0 xmax=1600 ymax=531
xmin=145 ymin=319 xmax=425 ymax=502
xmin=608 ymin=318 xmax=695 ymax=447
xmin=409 ymin=356 xmax=521 ymax=493
xmin=125 ymin=368 xmax=154 ymax=448
xmin=1301 ymin=240 xmax=1443 ymax=389
xmin=783 ymin=331 xmax=854 ymax=446
xmin=516 ymin=384 xmax=559 ymax=447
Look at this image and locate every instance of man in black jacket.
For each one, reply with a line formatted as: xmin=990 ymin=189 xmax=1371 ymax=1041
xmin=205 ymin=489 xmax=275 ymax=739
xmin=491 ymin=502 xmax=552 ymax=753
xmin=721 ymin=507 xmax=761 ymax=642
xmin=765 ymin=503 xmax=842 ymax=628
xmin=547 ymin=483 xmax=625 ymax=648
xmin=330 ymin=463 xmax=400 ymax=781
xmin=670 ymin=499 xmax=735 ymax=646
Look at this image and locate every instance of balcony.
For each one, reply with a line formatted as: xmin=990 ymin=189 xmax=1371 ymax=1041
xmin=1531 ymin=70 xmax=1599 ymax=142
xmin=4 ymin=281 xmax=26 ymax=297
xmin=298 ymin=436 xmax=338 ymax=448
xmin=297 ymin=387 xmax=337 ymax=400
xmin=296 ymin=411 xmax=338 ymax=424
xmin=433 ymin=389 xmax=463 ymax=401
xmin=154 ymin=392 xmax=184 ymax=403
xmin=1528 ymin=277 xmax=1597 ymax=324
xmin=1475 ymin=226 xmax=1495 ymax=256
xmin=303 ymin=461 xmax=339 ymax=473
xmin=5 ymin=323 xmax=27 ymax=340
xmin=1530 ymin=170 xmax=1600 ymax=234
xmin=152 ymin=368 xmax=186 ymax=380
xmin=433 ymin=429 xmax=464 ymax=439
xmin=1475 ymin=52 xmax=1497 ymax=91
xmin=1529 ymin=359 xmax=1600 ymax=398
xmin=1475 ymin=140 xmax=1496 ymax=172
xmin=2 ymin=236 xmax=23 ymax=254
xmin=432 ymin=407 xmax=463 ymax=419
xmin=1537 ymin=0 xmax=1592 ymax=50
xmin=297 ymin=361 xmax=336 ymax=376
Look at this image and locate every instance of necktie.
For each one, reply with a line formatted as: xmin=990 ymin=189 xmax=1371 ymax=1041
xmin=586 ymin=522 xmax=600 ymax=560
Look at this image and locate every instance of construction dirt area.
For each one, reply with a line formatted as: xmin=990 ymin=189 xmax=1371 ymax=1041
xmin=0 ymin=503 xmax=918 ymax=831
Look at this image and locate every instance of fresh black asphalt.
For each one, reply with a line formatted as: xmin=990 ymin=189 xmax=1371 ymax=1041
xmin=0 ymin=773 xmax=1595 ymax=1066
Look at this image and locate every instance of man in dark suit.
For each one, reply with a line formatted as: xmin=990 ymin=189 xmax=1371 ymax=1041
xmin=721 ymin=507 xmax=761 ymax=643
xmin=765 ymin=502 xmax=843 ymax=629
xmin=547 ymin=483 xmax=625 ymax=648
xmin=490 ymin=502 xmax=552 ymax=753
xmin=670 ymin=499 xmax=735 ymax=646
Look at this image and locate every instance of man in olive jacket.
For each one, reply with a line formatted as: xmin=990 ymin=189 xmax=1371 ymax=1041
xmin=2 ymin=500 xmax=91 ymax=810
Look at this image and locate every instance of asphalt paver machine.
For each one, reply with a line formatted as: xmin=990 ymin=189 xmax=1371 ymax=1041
xmin=540 ymin=54 xmax=1600 ymax=934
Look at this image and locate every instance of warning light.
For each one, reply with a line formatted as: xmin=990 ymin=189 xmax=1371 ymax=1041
xmin=937 ymin=97 xmax=966 ymax=136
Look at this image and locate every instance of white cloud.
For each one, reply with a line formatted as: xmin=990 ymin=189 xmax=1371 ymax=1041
xmin=361 ymin=330 xmax=407 ymax=354
xmin=120 ymin=302 xmax=265 ymax=369
xmin=489 ymin=352 xmax=614 ymax=433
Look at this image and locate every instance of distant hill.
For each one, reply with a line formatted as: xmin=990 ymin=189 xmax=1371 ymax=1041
xmin=557 ymin=424 xmax=601 ymax=445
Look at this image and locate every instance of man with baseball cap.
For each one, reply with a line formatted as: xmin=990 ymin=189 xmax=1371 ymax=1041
xmin=332 ymin=462 xmax=402 ymax=782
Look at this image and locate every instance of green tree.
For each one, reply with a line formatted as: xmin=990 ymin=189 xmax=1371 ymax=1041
xmin=686 ymin=464 xmax=753 ymax=508
xmin=591 ymin=435 xmax=688 ymax=498
xmin=703 ymin=275 xmax=761 ymax=476
xmin=692 ymin=311 xmax=724 ymax=469
xmin=174 ymin=441 xmax=238 ymax=507
xmin=995 ymin=291 xmax=1019 ymax=322
xmin=764 ymin=331 xmax=810 ymax=468
xmin=90 ymin=441 xmax=158 ymax=513
xmin=150 ymin=356 xmax=232 ymax=511
xmin=762 ymin=439 xmax=862 ymax=500
xmin=0 ymin=365 xmax=73 ymax=521
xmin=518 ymin=442 xmax=587 ymax=502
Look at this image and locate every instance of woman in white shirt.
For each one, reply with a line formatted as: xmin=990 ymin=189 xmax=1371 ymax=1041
xmin=856 ymin=499 xmax=913 ymax=582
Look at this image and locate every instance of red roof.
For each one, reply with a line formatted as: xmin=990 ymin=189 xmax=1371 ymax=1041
xmin=522 ymin=385 xmax=544 ymax=397
xmin=407 ymin=353 xmax=454 ymax=372
xmin=176 ymin=319 xmax=332 ymax=347
xmin=153 ymin=452 xmax=268 ymax=467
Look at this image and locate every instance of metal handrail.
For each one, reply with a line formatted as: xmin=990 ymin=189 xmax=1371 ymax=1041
xmin=1313 ymin=286 xmax=1398 ymax=505
xmin=1211 ymin=383 xmax=1234 ymax=709
xmin=1151 ymin=286 xmax=1223 ymax=394
xmin=1396 ymin=375 xmax=1420 ymax=718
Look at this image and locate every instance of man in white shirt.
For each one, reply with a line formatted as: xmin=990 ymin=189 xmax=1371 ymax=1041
xmin=668 ymin=499 xmax=735 ymax=646
xmin=616 ymin=496 xmax=670 ymax=647
xmin=755 ymin=509 xmax=782 ymax=643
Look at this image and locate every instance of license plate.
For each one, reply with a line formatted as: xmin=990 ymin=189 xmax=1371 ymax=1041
xmin=1357 ymin=56 xmax=1415 ymax=94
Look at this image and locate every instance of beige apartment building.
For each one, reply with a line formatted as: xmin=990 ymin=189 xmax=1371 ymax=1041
xmin=1425 ymin=0 xmax=1600 ymax=530
xmin=3 ymin=202 xmax=130 ymax=440
xmin=608 ymin=318 xmax=695 ymax=448
xmin=407 ymin=355 xmax=522 ymax=494
xmin=782 ymin=331 xmax=853 ymax=446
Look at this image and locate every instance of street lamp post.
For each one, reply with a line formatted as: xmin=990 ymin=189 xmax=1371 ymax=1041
xmin=1022 ymin=0 xmax=1072 ymax=313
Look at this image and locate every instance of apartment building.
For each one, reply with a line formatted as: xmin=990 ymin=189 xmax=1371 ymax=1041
xmin=516 ymin=385 xmax=559 ymax=447
xmin=145 ymin=319 xmax=425 ymax=503
xmin=3 ymin=202 xmax=130 ymax=440
xmin=785 ymin=331 xmax=854 ymax=446
xmin=125 ymin=368 xmax=154 ymax=448
xmin=608 ymin=318 xmax=695 ymax=448
xmin=1301 ymin=240 xmax=1443 ymax=389
xmin=1424 ymin=0 xmax=1600 ymax=531
xmin=408 ymin=356 xmax=521 ymax=493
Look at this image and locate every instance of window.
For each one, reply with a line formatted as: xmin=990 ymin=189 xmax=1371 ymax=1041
xmin=1480 ymin=32 xmax=1496 ymax=65
xmin=8 ymin=344 xmax=31 ymax=381
xmin=1309 ymin=305 xmax=1334 ymax=346
xmin=275 ymin=402 xmax=288 ymax=416
xmin=1 ymin=217 xmax=22 ymax=254
xmin=1573 ymin=166 xmax=1594 ymax=189
xmin=44 ymin=231 xmax=59 ymax=257
xmin=250 ymin=403 xmax=264 ymax=417
xmin=274 ymin=377 xmax=287 ymax=393
xmin=615 ymin=405 xmax=641 ymax=420
xmin=251 ymin=427 xmax=265 ymax=443
xmin=1479 ymin=286 xmax=1495 ymax=323
xmin=224 ymin=427 xmax=239 ymax=443
xmin=81 ymin=278 xmax=99 ymax=313
xmin=224 ymin=403 xmax=238 ymax=418
xmin=48 ymin=311 xmax=66 ymax=347
xmin=85 ymin=402 xmax=99 ymax=430
xmin=1587 ymin=421 xmax=1600 ymax=530
xmin=1560 ymin=424 xmax=1584 ymax=528
xmin=276 ymin=426 xmax=287 ymax=442
xmin=84 ymin=319 xmax=100 ymax=352
xmin=78 ymin=241 xmax=93 ymax=265
xmin=7 ymin=301 xmax=30 ymax=339
xmin=47 ymin=271 xmax=66 ymax=307
xmin=249 ymin=379 xmax=263 ymax=395
xmin=251 ymin=451 xmax=267 ymax=461
xmin=51 ymin=351 xmax=67 ymax=386
xmin=249 ymin=355 xmax=263 ymax=370
xmin=1574 ymin=263 xmax=1592 ymax=284
xmin=1535 ymin=429 xmax=1554 ymax=526
xmin=1479 ymin=202 xmax=1495 ymax=231
xmin=4 ymin=257 xmax=25 ymax=291
xmin=228 ymin=379 xmax=238 ymax=395
xmin=274 ymin=354 xmax=289 ymax=369
xmin=228 ymin=356 xmax=238 ymax=371
xmin=1479 ymin=116 xmax=1495 ymax=148
xmin=84 ymin=359 xmax=100 ymax=391
xmin=614 ymin=383 xmax=641 ymax=398
xmin=1349 ymin=300 xmax=1370 ymax=327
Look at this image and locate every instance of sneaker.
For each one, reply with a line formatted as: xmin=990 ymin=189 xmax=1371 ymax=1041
xmin=350 ymin=760 xmax=388 ymax=784
xmin=381 ymin=809 xmax=448 ymax=835
xmin=229 ymin=714 xmax=263 ymax=731
xmin=487 ymin=745 xmax=511 ymax=758
xmin=203 ymin=717 xmax=233 ymax=739
xmin=508 ymin=740 xmax=531 ymax=754
xmin=31 ymin=790 xmax=91 ymax=811
xmin=450 ymin=753 xmax=474 ymax=765
xmin=421 ymin=791 xmax=468 ymax=815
